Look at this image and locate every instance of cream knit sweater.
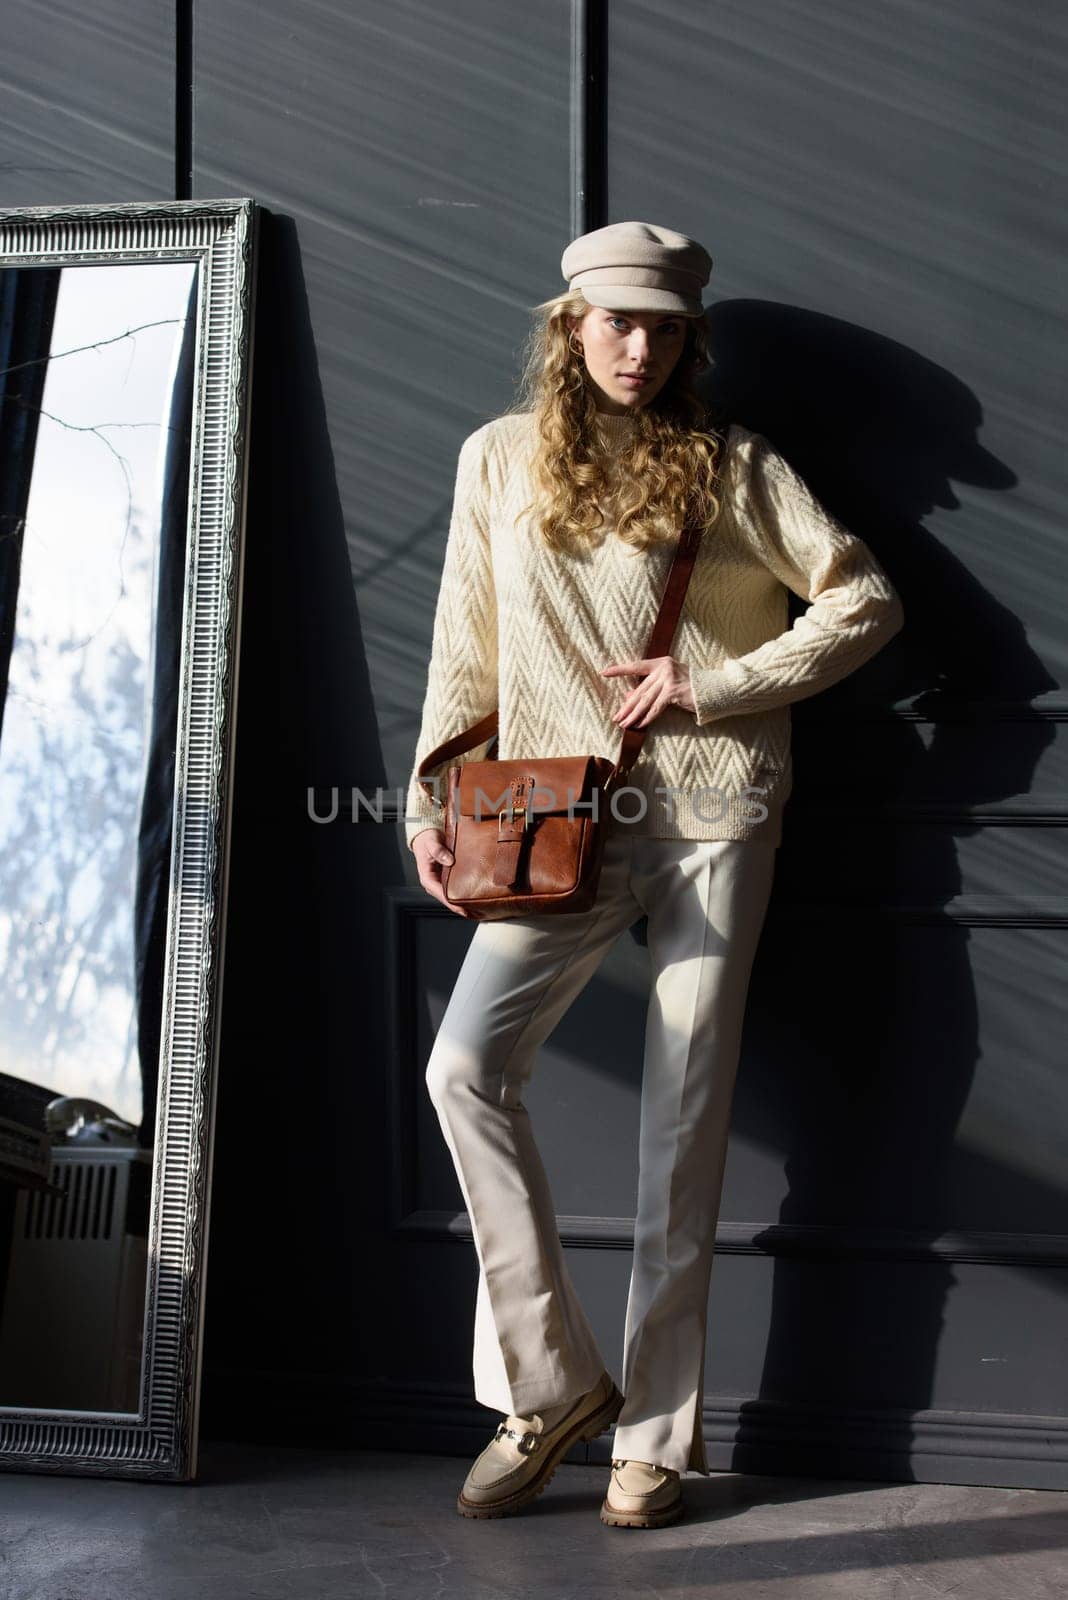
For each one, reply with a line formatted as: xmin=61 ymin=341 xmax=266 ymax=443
xmin=404 ymin=409 xmax=903 ymax=851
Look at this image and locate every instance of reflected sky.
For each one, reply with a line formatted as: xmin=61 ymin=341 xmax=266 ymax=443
xmin=0 ymin=262 xmax=196 ymax=1123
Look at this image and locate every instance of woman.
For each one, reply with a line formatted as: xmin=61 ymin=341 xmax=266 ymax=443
xmin=404 ymin=221 xmax=904 ymax=1528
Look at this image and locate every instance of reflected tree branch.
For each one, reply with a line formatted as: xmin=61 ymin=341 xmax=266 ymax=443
xmin=0 ymin=317 xmax=187 ymax=379
xmin=0 ymin=391 xmax=172 ymax=648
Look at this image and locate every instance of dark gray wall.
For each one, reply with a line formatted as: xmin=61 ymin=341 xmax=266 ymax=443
xmin=3 ymin=0 xmax=1065 ymax=1489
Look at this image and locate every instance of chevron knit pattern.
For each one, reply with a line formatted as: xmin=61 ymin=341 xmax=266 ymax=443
xmin=404 ymin=410 xmax=904 ymax=851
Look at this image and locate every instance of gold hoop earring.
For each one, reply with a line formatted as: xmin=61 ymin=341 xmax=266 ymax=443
xmin=568 ymin=332 xmax=584 ymax=356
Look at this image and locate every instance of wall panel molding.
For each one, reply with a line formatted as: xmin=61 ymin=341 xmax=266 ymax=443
xmin=383 ymin=887 xmax=1068 ymax=937
xmin=393 ymin=1209 xmax=1068 ymax=1268
xmin=201 ymin=1366 xmax=1068 ymax=1492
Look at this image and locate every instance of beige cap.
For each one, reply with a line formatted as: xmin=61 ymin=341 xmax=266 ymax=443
xmin=561 ymin=220 xmax=712 ymax=317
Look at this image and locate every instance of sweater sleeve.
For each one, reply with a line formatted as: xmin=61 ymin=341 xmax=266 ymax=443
xmin=687 ymin=432 xmax=904 ymax=724
xmin=403 ymin=425 xmax=499 ymax=851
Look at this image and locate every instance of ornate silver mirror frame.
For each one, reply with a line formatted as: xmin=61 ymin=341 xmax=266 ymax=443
xmin=0 ymin=197 xmax=258 ymax=1480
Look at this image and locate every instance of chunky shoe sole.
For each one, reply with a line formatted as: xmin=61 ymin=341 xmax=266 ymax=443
xmin=457 ymin=1381 xmax=625 ymax=1519
xmin=599 ymin=1491 xmax=685 ymax=1529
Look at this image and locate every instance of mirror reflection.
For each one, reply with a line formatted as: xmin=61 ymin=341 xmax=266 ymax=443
xmin=0 ymin=260 xmax=198 ymax=1412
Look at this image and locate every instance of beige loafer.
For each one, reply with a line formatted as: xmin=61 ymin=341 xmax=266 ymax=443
xmin=457 ymin=1369 xmax=625 ymax=1518
xmin=600 ymin=1456 xmax=684 ymax=1528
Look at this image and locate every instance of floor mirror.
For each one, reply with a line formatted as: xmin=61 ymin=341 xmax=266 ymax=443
xmin=0 ymin=197 xmax=259 ymax=1480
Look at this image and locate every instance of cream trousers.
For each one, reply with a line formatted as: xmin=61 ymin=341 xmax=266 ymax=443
xmin=423 ymin=824 xmax=777 ymax=1476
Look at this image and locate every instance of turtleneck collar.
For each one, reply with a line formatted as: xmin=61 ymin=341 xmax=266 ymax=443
xmin=591 ymin=409 xmax=640 ymax=452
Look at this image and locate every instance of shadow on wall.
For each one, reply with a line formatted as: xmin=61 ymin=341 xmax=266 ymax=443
xmin=203 ymin=207 xmax=400 ymax=1426
xmin=695 ymin=298 xmax=1058 ymax=1483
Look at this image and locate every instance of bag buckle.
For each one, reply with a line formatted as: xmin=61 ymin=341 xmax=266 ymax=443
xmin=498 ymin=802 xmax=527 ymax=836
xmin=498 ymin=775 xmax=535 ymax=837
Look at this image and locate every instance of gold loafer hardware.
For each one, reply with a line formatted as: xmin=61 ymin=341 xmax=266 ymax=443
xmin=494 ymin=1421 xmax=540 ymax=1454
xmin=611 ymin=1456 xmax=678 ymax=1477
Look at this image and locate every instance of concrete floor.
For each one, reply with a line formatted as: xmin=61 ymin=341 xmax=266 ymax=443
xmin=1 ymin=1441 xmax=1066 ymax=1599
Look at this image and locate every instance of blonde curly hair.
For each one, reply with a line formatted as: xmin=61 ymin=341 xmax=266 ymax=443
xmin=500 ymin=286 xmax=728 ymax=554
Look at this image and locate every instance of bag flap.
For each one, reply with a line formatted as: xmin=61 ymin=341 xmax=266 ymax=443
xmin=455 ymin=755 xmax=612 ymax=819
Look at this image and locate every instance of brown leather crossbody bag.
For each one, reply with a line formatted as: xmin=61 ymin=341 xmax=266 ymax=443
xmin=415 ymin=443 xmax=724 ymax=920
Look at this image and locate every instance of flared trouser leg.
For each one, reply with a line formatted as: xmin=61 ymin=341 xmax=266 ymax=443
xmin=424 ymin=830 xmax=643 ymax=1417
xmin=610 ymin=835 xmax=778 ymax=1476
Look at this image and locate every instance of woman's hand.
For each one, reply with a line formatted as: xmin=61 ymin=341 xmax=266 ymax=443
xmin=412 ymin=828 xmax=468 ymax=915
xmin=600 ymin=655 xmax=695 ymax=726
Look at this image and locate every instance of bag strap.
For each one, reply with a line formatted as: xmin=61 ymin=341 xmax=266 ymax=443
xmin=416 ymin=421 xmax=728 ymax=808
xmin=607 ymin=508 xmax=705 ymax=792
